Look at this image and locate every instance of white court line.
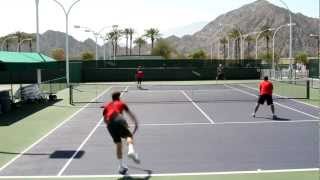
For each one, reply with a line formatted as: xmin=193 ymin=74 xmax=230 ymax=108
xmin=57 ymin=118 xmax=104 ymax=176
xmin=0 ymin=87 xmax=113 ymax=173
xmin=57 ymin=86 xmax=129 ymax=176
xmin=224 ymin=84 xmax=319 ymax=120
xmin=240 ymin=84 xmax=320 ymax=109
xmin=0 ymin=168 xmax=318 ymax=179
xmin=99 ymin=122 xmax=212 ymax=127
xmin=97 ymin=120 xmax=318 ymax=128
xmin=181 ymin=90 xmax=215 ymax=124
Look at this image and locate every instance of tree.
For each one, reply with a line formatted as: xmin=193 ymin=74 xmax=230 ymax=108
xmin=129 ymin=28 xmax=134 ymax=55
xmin=220 ymin=37 xmax=228 ymax=59
xmin=151 ymin=39 xmax=174 ymax=59
xmin=123 ymin=28 xmax=130 ymax=55
xmin=81 ymin=51 xmax=95 ymax=60
xmin=228 ymin=28 xmax=242 ymax=59
xmin=11 ymin=31 xmax=31 ymax=52
xmin=189 ymin=49 xmax=207 ymax=60
xmin=144 ymin=28 xmax=160 ymax=51
xmin=245 ymin=35 xmax=254 ymax=59
xmin=134 ymin=37 xmax=146 ymax=56
xmin=295 ymin=52 xmax=309 ymax=65
xmin=260 ymin=25 xmax=273 ymax=57
xmin=51 ymin=48 xmax=65 ymax=61
xmin=108 ymin=26 xmax=122 ymax=57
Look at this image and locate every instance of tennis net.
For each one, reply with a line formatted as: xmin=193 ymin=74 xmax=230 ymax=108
xmin=39 ymin=77 xmax=67 ymax=95
xmin=69 ymin=79 xmax=310 ymax=105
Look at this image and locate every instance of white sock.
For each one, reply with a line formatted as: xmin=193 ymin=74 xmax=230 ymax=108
xmin=119 ymin=159 xmax=125 ymax=167
xmin=128 ymin=144 xmax=135 ymax=154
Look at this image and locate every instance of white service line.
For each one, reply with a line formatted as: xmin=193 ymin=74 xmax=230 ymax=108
xmin=99 ymin=122 xmax=212 ymax=127
xmin=0 ymin=168 xmax=318 ymax=179
xmin=216 ymin=119 xmax=319 ymax=125
xmin=240 ymin=84 xmax=320 ymax=109
xmin=97 ymin=120 xmax=318 ymax=128
xmin=181 ymin=90 xmax=215 ymax=124
xmin=224 ymin=84 xmax=319 ymax=120
xmin=57 ymin=86 xmax=129 ymax=176
xmin=0 ymin=86 xmax=113 ymax=173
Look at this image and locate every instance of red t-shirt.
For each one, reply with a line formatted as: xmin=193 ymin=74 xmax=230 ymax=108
xmin=102 ymin=100 xmax=127 ymax=122
xmin=259 ymin=80 xmax=273 ymax=95
xmin=136 ymin=70 xmax=144 ymax=79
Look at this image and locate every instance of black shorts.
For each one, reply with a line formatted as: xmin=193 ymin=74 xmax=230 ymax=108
xmin=107 ymin=115 xmax=133 ymax=143
xmin=137 ymin=78 xmax=142 ymax=83
xmin=258 ymin=94 xmax=273 ymax=105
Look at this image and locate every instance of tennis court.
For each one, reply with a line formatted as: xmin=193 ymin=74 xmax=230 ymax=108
xmin=0 ymin=81 xmax=319 ymax=179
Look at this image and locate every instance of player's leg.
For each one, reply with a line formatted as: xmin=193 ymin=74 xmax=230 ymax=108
xmin=252 ymin=95 xmax=263 ymax=117
xmin=267 ymin=95 xmax=276 ymax=119
xmin=108 ymin=121 xmax=128 ymax=174
xmin=117 ymin=117 xmax=141 ymax=164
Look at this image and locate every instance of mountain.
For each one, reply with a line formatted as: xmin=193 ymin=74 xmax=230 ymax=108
xmin=162 ymin=22 xmax=208 ymax=38
xmin=166 ymin=0 xmax=319 ymax=58
xmin=1 ymin=0 xmax=318 ymax=59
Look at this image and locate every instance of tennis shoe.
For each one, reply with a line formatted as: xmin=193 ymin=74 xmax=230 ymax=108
xmin=272 ymin=115 xmax=277 ymax=120
xmin=118 ymin=166 xmax=128 ymax=175
xmin=128 ymin=152 xmax=141 ymax=164
xmin=252 ymin=113 xmax=256 ymax=118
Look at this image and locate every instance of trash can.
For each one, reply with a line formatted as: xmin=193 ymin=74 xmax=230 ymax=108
xmin=0 ymin=91 xmax=11 ymax=113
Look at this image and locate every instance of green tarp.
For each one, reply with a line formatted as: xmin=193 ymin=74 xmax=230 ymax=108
xmin=0 ymin=51 xmax=55 ymax=63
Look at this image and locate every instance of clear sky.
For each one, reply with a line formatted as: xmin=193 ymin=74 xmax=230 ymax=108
xmin=0 ymin=0 xmax=318 ymax=44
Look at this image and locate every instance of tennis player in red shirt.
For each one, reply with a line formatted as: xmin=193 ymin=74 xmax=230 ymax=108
xmin=101 ymin=92 xmax=140 ymax=175
xmin=252 ymin=76 xmax=277 ymax=119
xmin=136 ymin=66 xmax=144 ymax=88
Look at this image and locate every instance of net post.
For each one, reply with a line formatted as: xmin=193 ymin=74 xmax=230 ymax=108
xmin=69 ymin=84 xmax=73 ymax=105
xmin=306 ymin=80 xmax=310 ymax=99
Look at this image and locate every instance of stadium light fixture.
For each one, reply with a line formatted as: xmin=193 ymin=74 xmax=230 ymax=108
xmin=16 ymin=38 xmax=33 ymax=52
xmin=272 ymin=23 xmax=296 ymax=77
xmin=1 ymin=36 xmax=18 ymax=51
xmin=255 ymin=28 xmax=275 ymax=59
xmin=52 ymin=0 xmax=81 ymax=86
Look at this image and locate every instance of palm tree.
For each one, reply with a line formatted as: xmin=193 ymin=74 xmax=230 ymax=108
xmin=244 ymin=35 xmax=254 ymax=59
xmin=144 ymin=28 xmax=160 ymax=50
xmin=107 ymin=32 xmax=116 ymax=57
xmin=228 ymin=28 xmax=241 ymax=59
xmin=128 ymin=28 xmax=134 ymax=56
xmin=220 ymin=37 xmax=228 ymax=59
xmin=134 ymin=37 xmax=146 ymax=56
xmin=123 ymin=28 xmax=130 ymax=55
xmin=260 ymin=25 xmax=273 ymax=56
xmin=108 ymin=27 xmax=123 ymax=56
xmin=12 ymin=31 xmax=30 ymax=52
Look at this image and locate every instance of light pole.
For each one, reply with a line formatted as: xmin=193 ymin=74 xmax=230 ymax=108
xmin=35 ymin=0 xmax=40 ymax=53
xmin=272 ymin=23 xmax=296 ymax=73
xmin=16 ymin=38 xmax=32 ymax=52
xmin=74 ymin=25 xmax=112 ymax=60
xmin=52 ymin=0 xmax=81 ymax=86
xmin=271 ymin=0 xmax=293 ymax=61
xmin=255 ymin=28 xmax=275 ymax=59
xmin=1 ymin=36 xmax=18 ymax=51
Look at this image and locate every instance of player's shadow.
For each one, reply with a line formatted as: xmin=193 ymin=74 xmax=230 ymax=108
xmin=118 ymin=166 xmax=152 ymax=180
xmin=256 ymin=116 xmax=291 ymax=121
xmin=137 ymin=87 xmax=148 ymax=91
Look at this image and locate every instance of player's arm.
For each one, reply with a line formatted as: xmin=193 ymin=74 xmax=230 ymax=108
xmin=123 ymin=105 xmax=139 ymax=134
